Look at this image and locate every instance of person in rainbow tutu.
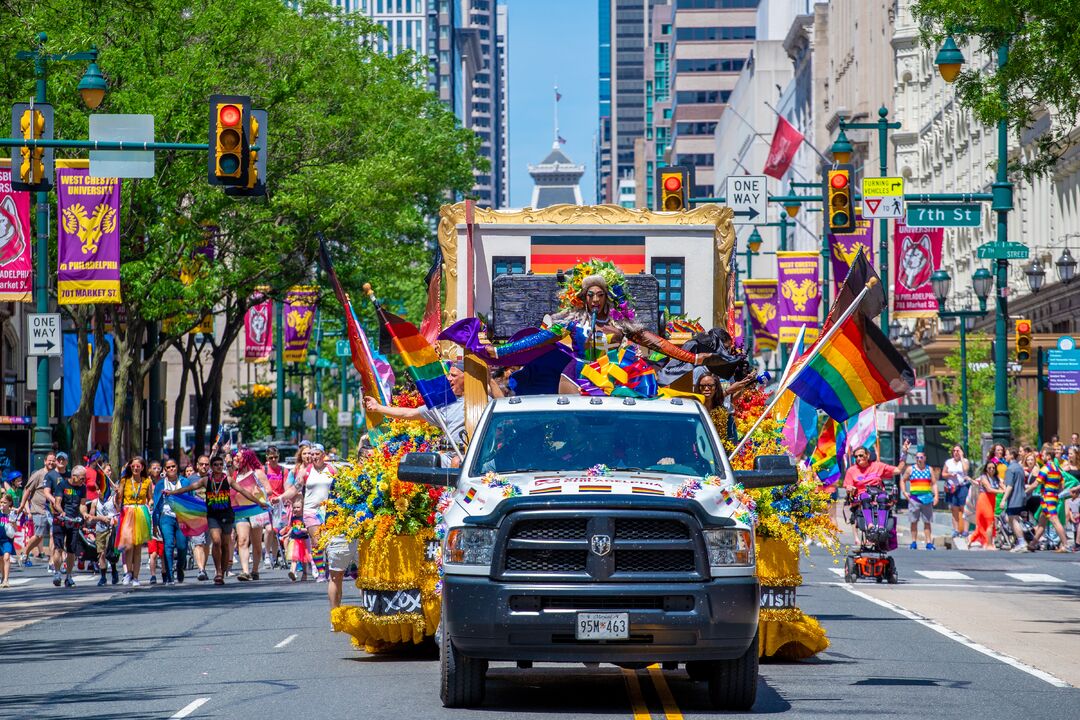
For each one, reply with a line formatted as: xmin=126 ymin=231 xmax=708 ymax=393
xmin=116 ymin=457 xmax=155 ymax=587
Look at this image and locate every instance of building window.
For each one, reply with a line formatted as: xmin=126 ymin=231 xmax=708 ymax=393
xmin=674 ymin=58 xmax=747 ymax=73
xmin=493 ymin=256 xmax=525 ymax=280
xmin=653 ymin=258 xmax=685 ymax=316
xmin=675 ymin=26 xmax=756 ymax=42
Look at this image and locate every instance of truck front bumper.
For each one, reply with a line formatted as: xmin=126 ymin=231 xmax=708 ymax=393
xmin=442 ymin=575 xmax=759 ymax=663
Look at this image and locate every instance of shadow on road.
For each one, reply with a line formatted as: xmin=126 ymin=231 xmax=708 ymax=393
xmin=0 ymin=686 xmax=190 ymax=720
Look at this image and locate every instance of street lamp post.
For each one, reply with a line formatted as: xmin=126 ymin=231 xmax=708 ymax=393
xmin=15 ymin=33 xmax=107 ymax=471
xmin=932 ymin=268 xmax=991 ymax=455
xmin=274 ymin=299 xmax=286 ymax=441
xmin=936 ymin=36 xmax=1014 ymax=446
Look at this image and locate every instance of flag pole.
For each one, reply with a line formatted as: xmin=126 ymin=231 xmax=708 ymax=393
xmin=732 ymin=287 xmax=870 ymax=456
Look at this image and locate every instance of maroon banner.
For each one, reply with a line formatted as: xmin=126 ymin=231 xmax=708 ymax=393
xmin=763 ymin=115 xmax=804 ymax=179
xmin=828 ymin=210 xmax=873 ymax=297
xmin=57 ymin=168 xmax=121 ymax=304
xmin=777 ymin=251 xmax=821 ymax=344
xmin=283 ymin=286 xmax=317 ymax=363
xmin=894 ymin=220 xmax=944 ymax=318
xmin=0 ymin=167 xmax=32 ymax=302
xmin=245 ymin=289 xmax=273 ymax=363
xmin=744 ymin=279 xmax=779 ymax=352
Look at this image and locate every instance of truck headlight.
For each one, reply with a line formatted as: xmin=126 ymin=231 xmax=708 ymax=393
xmin=443 ymin=527 xmax=496 ymax=566
xmin=703 ymin=529 xmax=754 ymax=566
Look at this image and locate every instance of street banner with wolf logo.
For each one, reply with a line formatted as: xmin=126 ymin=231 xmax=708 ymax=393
xmin=0 ymin=167 xmax=32 ymax=302
xmin=776 ymin=251 xmax=821 ymax=344
xmin=56 ymin=167 xmax=121 ymax=304
xmin=893 ymin=220 xmax=944 ymax=318
xmin=283 ymin=286 xmax=317 ymax=362
xmin=827 ymin=209 xmax=873 ymax=297
xmin=245 ymin=287 xmax=273 ymax=363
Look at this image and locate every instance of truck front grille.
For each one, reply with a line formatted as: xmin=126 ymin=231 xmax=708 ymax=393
xmin=505 ymin=549 xmax=588 ymax=573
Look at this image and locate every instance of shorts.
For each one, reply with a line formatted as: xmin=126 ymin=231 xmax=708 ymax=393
xmin=32 ymin=513 xmax=50 ymax=538
xmin=95 ymin=530 xmax=110 ymax=557
xmin=51 ymin=524 xmax=80 ymax=554
xmin=302 ymin=508 xmax=326 ymax=528
xmin=325 ymin=537 xmax=357 ymax=573
xmin=189 ymin=532 xmax=208 ymax=547
xmin=206 ymin=516 xmax=235 ymax=535
xmin=147 ymin=539 xmax=164 ymax=555
xmin=907 ymin=499 xmax=934 ymax=524
xmin=0 ymin=540 xmax=13 ymax=556
xmin=241 ymin=512 xmax=271 ymax=528
xmin=945 ymin=485 xmax=969 ymax=508
xmin=1042 ymin=493 xmax=1060 ymax=514
xmin=1006 ymin=506 xmax=1026 ymax=517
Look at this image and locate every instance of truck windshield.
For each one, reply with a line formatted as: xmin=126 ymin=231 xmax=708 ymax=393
xmin=470 ymin=410 xmax=723 ymax=477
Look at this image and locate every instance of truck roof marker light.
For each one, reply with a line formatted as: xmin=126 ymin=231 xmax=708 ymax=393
xmin=590 ymin=397 xmax=604 ymax=405
xmin=622 ymin=398 xmax=636 ymax=406
xmin=670 ymin=398 xmax=684 ymax=406
xmin=556 ymin=396 xmax=570 ymax=405
xmin=508 ymin=396 xmax=522 ymax=404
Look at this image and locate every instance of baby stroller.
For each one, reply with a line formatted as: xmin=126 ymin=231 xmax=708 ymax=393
xmin=843 ymin=481 xmax=898 ymax=584
xmin=78 ymin=526 xmax=100 ymax=567
xmin=994 ymin=496 xmax=1040 ymax=550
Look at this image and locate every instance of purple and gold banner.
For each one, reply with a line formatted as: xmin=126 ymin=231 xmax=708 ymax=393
xmin=732 ymin=300 xmax=745 ymax=350
xmin=283 ymin=286 xmax=317 ymax=363
xmin=57 ymin=168 xmax=121 ymax=304
xmin=0 ymin=167 xmax=32 ymax=302
xmin=777 ymin=251 xmax=821 ymax=345
xmin=245 ymin=288 xmax=273 ymax=363
xmin=827 ymin=209 xmax=873 ymax=297
xmin=744 ymin=279 xmax=779 ymax=353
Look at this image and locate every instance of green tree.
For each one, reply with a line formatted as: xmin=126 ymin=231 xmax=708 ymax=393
xmin=940 ymin=333 xmax=1036 ymax=457
xmin=0 ymin=0 xmax=481 ymax=462
xmin=913 ymin=1 xmax=1080 ymax=177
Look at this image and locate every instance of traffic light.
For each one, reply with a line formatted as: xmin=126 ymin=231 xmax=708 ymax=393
xmin=1015 ymin=318 xmax=1032 ymax=363
xmin=656 ymin=165 xmax=691 ymax=212
xmin=225 ymin=109 xmax=267 ymax=197
xmin=208 ymin=94 xmax=251 ymax=186
xmin=10 ymin=103 xmax=54 ymax=191
xmin=826 ymin=164 xmax=855 ymax=232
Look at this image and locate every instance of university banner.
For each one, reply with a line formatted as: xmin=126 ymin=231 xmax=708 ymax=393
xmin=893 ymin=220 xmax=944 ymax=318
xmin=0 ymin=167 xmax=32 ymax=302
xmin=744 ymin=279 xmax=779 ymax=352
xmin=283 ymin=286 xmax=317 ymax=363
xmin=777 ymin=251 xmax=821 ymax=344
xmin=827 ymin=210 xmax=873 ymax=297
xmin=56 ymin=168 xmax=121 ymax=304
xmin=245 ymin=288 xmax=273 ymax=363
xmin=732 ymin=300 xmax=745 ymax=350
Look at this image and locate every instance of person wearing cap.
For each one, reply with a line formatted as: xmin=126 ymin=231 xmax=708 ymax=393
xmin=43 ymin=452 xmax=70 ymax=574
xmin=3 ymin=471 xmax=24 ymax=507
xmin=17 ymin=452 xmax=55 ymax=567
xmin=364 ymin=363 xmax=467 ymax=447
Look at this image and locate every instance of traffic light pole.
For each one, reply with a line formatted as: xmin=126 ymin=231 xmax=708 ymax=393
xmin=31 ymin=55 xmax=49 ymax=472
xmin=274 ymin=299 xmax=286 ymax=441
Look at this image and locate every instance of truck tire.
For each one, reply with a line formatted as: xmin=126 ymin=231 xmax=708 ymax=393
xmin=707 ymin=630 xmax=759 ymax=711
xmin=440 ymin=629 xmax=487 ymax=708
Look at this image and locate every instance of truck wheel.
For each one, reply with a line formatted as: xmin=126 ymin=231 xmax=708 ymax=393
xmin=440 ymin=629 xmax=487 ymax=708
xmin=707 ymin=630 xmax=759 ymax=711
xmin=685 ymin=661 xmax=710 ymax=681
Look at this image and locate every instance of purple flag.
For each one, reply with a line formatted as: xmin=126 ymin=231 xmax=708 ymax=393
xmin=743 ymin=279 xmax=779 ymax=352
xmin=827 ymin=210 xmax=873 ymax=297
xmin=56 ymin=168 xmax=121 ymax=304
xmin=283 ymin=286 xmax=317 ymax=363
xmin=0 ymin=167 xmax=32 ymax=302
xmin=777 ymin=251 xmax=821 ymax=344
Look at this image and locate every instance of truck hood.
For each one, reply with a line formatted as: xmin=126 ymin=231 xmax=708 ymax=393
xmin=446 ymin=471 xmax=755 ymax=528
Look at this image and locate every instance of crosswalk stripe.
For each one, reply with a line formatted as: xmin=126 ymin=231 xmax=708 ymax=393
xmin=1005 ymin=573 xmax=1064 ymax=583
xmin=828 ymin=568 xmax=845 ymax=577
xmin=915 ymin=570 xmax=972 ymax=580
xmin=6 ymin=579 xmax=33 ymax=586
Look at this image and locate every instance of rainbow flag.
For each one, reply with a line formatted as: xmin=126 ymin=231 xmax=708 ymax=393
xmin=380 ymin=309 xmax=456 ymax=409
xmin=232 ymin=502 xmax=267 ymax=520
xmin=780 ymin=327 xmax=817 ymax=456
xmin=165 ymin=493 xmax=208 ymax=538
xmin=787 ymin=307 xmax=912 ymax=423
xmin=811 ymin=420 xmax=845 ymax=486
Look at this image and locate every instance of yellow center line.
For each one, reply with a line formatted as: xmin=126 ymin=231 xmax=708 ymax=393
xmin=622 ymin=668 xmax=652 ymax=720
xmin=647 ymin=664 xmax=684 ymax=720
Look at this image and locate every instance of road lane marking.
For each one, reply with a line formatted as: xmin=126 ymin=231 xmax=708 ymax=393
xmin=275 ymin=633 xmax=298 ymax=648
xmin=647 ymin=665 xmax=683 ymax=720
xmin=1005 ymin=573 xmax=1064 ymax=583
xmin=621 ymin=669 xmax=652 ymax=720
xmin=838 ymin=584 xmax=1071 ymax=688
xmin=827 ymin=568 xmax=845 ymax=577
xmin=171 ymin=698 xmax=210 ymax=718
xmin=914 ymin=570 xmax=972 ymax=580
xmin=6 ymin=579 xmax=33 ymax=586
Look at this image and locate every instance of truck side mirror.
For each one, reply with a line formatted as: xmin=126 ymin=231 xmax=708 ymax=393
xmin=734 ymin=454 xmax=798 ymax=489
xmin=398 ymin=452 xmax=459 ymax=487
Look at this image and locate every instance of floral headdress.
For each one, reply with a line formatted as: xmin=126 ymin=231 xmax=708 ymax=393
xmin=557 ymin=259 xmax=637 ymax=322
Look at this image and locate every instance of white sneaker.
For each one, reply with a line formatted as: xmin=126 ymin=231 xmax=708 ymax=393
xmin=121 ymin=573 xmax=132 ymax=585
xmin=263 ymin=557 xmax=272 ymax=569
xmin=130 ymin=579 xmax=141 ymax=587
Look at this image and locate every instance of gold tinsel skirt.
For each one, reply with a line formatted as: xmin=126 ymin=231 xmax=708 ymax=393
xmin=756 ymin=537 xmax=829 ymax=660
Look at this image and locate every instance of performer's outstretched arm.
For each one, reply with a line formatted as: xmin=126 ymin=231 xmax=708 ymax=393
xmin=628 ymin=330 xmax=704 ymax=365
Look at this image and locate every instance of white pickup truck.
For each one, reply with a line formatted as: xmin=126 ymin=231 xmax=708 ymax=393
xmin=399 ymin=394 xmax=796 ymax=711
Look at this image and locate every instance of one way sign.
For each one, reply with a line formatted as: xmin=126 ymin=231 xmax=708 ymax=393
xmin=27 ymin=313 xmax=61 ymax=357
xmin=725 ymin=175 xmax=767 ymax=225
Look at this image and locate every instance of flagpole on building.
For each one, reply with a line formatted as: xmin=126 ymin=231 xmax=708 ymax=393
xmin=732 ymin=287 xmax=870 ymax=456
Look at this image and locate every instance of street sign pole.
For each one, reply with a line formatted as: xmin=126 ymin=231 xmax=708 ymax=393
xmin=31 ymin=48 xmax=50 ymax=474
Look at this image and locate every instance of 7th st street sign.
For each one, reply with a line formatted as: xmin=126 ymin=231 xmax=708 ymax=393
xmin=905 ymin=202 xmax=982 ymax=227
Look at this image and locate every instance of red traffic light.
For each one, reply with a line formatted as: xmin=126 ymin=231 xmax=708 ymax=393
xmin=1016 ymin=320 xmax=1031 ymax=334
xmin=663 ymin=175 xmax=682 ymax=193
xmin=219 ymin=104 xmax=242 ymax=127
xmin=830 ymin=172 xmax=849 ymax=189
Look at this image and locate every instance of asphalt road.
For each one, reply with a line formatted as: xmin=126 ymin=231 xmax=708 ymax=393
xmin=2 ymin=546 xmax=1078 ymax=720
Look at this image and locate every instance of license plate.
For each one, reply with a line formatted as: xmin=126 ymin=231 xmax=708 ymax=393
xmin=576 ymin=612 xmax=629 ymax=640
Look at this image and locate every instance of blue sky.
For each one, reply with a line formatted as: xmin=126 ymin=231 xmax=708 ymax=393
xmin=506 ymin=0 xmax=598 ymax=206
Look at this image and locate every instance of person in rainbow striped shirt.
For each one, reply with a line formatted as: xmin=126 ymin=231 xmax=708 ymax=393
xmin=902 ymin=452 xmax=939 ymax=550
xmin=1028 ymin=456 xmax=1071 ymax=553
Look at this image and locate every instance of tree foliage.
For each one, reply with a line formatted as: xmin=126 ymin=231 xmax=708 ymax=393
xmin=940 ymin=333 xmax=1035 ymax=457
xmin=913 ymin=0 xmax=1080 ymax=177
xmin=0 ymin=0 xmax=481 ymax=461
